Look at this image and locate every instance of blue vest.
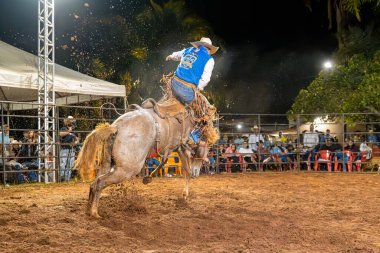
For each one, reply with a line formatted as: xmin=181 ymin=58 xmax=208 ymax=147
xmin=174 ymin=46 xmax=211 ymax=86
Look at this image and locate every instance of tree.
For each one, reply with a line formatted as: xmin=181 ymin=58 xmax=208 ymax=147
xmin=288 ymin=49 xmax=380 ymax=119
xmin=56 ymin=0 xmax=226 ymax=107
xmin=290 ymin=0 xmax=380 ymax=118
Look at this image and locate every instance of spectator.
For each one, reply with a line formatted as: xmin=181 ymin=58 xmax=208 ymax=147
xmin=303 ymin=124 xmax=319 ymax=149
xmin=0 ymin=124 xmax=10 ymax=157
xmin=257 ymin=140 xmax=269 ymax=171
xmin=319 ymin=129 xmax=332 ymax=144
xmin=367 ymin=129 xmax=378 ymax=145
xmin=7 ymin=140 xmax=27 ymax=183
xmin=263 ymin=134 xmax=272 ymax=150
xmin=225 ymin=144 xmax=240 ymax=173
xmin=206 ymin=146 xmax=217 ymax=174
xmin=219 ymin=134 xmax=228 ymax=145
xmin=360 ymin=140 xmax=372 ymax=160
xmin=248 ymin=125 xmax=264 ymax=151
xmin=234 ymin=135 xmax=244 ymax=150
xmin=18 ymin=130 xmax=38 ymax=182
xmin=275 ymin=131 xmax=287 ymax=143
xmin=302 ymin=124 xmax=319 ymax=170
xmin=59 ymin=116 xmax=78 ymax=181
xmin=238 ymin=141 xmax=257 ymax=172
xmin=145 ymin=157 xmax=160 ymax=176
xmin=345 ymin=139 xmax=361 ymax=170
xmin=218 ymin=144 xmax=227 ymax=172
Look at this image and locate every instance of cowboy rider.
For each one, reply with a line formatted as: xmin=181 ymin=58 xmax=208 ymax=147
xmin=166 ymin=37 xmax=219 ymax=146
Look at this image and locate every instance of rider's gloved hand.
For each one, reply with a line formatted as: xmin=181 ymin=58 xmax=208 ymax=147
xmin=165 ymin=55 xmax=172 ymax=61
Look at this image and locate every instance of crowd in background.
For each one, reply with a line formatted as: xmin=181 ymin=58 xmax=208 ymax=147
xmin=1 ymin=119 xmax=380 ymax=184
xmin=207 ymin=124 xmax=379 ymax=174
xmin=0 ymin=115 xmax=79 ymax=185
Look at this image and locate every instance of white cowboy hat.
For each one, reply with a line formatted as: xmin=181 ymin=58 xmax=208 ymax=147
xmin=64 ymin=115 xmax=76 ymax=124
xmin=190 ymin=37 xmax=219 ymax=55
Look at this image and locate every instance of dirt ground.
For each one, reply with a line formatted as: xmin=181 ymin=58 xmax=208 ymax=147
xmin=0 ymin=173 xmax=380 ymax=253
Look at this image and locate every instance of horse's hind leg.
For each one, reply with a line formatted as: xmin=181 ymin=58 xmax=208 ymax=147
xmin=178 ymin=146 xmax=192 ymax=200
xmin=88 ymin=167 xmax=126 ymax=218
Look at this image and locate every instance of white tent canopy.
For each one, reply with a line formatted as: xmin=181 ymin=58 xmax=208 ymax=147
xmin=0 ymin=40 xmax=126 ymax=110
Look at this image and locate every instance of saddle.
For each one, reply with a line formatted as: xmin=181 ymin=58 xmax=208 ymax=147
xmin=141 ymin=97 xmax=187 ymax=119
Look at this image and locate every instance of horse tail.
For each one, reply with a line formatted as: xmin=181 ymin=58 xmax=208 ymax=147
xmin=74 ymin=123 xmax=118 ymax=181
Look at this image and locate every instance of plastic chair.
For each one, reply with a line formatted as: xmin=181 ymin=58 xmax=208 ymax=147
xmin=314 ymin=150 xmax=333 ymax=172
xmin=334 ymin=150 xmax=353 ymax=172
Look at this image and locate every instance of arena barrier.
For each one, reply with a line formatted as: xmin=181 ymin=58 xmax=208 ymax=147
xmin=1 ymin=101 xmax=379 ymax=185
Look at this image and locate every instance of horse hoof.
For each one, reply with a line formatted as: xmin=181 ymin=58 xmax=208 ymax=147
xmin=89 ymin=212 xmax=102 ymax=219
xmin=142 ymin=177 xmax=152 ymax=185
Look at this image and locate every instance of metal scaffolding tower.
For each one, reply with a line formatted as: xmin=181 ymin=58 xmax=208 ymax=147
xmin=38 ymin=0 xmax=56 ymax=183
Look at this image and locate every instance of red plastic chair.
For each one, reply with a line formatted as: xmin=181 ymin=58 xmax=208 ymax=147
xmin=334 ymin=150 xmax=353 ymax=172
xmin=314 ymin=150 xmax=333 ymax=172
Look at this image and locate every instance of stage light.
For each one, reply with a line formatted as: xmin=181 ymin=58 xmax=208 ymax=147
xmin=323 ymin=61 xmax=333 ymax=69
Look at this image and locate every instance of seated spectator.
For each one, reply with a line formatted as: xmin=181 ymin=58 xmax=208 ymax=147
xmin=0 ymin=142 xmax=26 ymax=184
xmin=357 ymin=139 xmax=373 ymax=171
xmin=238 ymin=141 xmax=257 ymax=172
xmin=218 ymin=144 xmax=227 ymax=172
xmin=7 ymin=140 xmax=28 ymax=183
xmin=264 ymin=141 xmax=287 ymax=171
xmin=18 ymin=130 xmax=38 ymax=182
xmin=257 ymin=140 xmax=269 ymax=171
xmin=360 ymin=140 xmax=373 ymax=160
xmin=320 ymin=138 xmax=334 ymax=151
xmin=225 ymin=144 xmax=241 ymax=173
xmin=344 ymin=139 xmax=360 ymax=157
xmin=344 ymin=139 xmax=361 ymax=171
xmin=296 ymin=143 xmax=309 ymax=170
xmin=145 ymin=157 xmax=160 ymax=176
xmin=315 ymin=138 xmax=334 ymax=171
xmin=206 ymin=146 xmax=216 ymax=174
xmin=284 ymin=140 xmax=297 ymax=170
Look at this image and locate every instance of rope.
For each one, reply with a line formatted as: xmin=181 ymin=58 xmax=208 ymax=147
xmin=100 ymin=102 xmax=123 ymax=119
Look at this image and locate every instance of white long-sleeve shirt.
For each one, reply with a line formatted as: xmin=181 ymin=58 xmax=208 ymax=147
xmin=169 ymin=49 xmax=215 ymax=90
xmin=303 ymin=131 xmax=319 ymax=148
xmin=248 ymin=133 xmax=264 ymax=151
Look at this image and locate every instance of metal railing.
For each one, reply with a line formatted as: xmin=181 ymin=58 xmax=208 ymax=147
xmin=1 ymin=101 xmax=379 ymax=185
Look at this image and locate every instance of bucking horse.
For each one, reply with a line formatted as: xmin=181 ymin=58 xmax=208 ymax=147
xmin=74 ymin=81 xmax=218 ymax=218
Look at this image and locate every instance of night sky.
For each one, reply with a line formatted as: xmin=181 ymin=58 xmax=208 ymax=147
xmin=0 ymin=0 xmax=338 ymax=113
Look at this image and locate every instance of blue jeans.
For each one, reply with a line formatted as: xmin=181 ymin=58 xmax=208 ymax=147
xmin=171 ymin=78 xmax=195 ymax=105
xmin=22 ymin=161 xmax=39 ymax=182
xmin=60 ymin=148 xmax=75 ymax=181
xmin=146 ymin=158 xmax=160 ymax=173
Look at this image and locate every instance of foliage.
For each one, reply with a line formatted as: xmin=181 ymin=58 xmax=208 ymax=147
xmin=56 ymin=0 xmax=226 ymax=108
xmin=288 ymin=50 xmax=380 ymax=120
xmin=291 ymin=0 xmax=380 ymax=121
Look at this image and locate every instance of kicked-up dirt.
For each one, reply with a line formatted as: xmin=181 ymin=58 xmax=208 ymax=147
xmin=0 ymin=173 xmax=380 ymax=252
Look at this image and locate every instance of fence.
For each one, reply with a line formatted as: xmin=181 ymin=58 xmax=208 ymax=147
xmin=212 ymin=112 xmax=380 ymax=174
xmin=1 ymin=100 xmax=380 ymax=185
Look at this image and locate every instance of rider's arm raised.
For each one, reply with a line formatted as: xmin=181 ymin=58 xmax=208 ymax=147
xmin=166 ymin=49 xmax=185 ymax=61
xmin=198 ymin=58 xmax=215 ymax=91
